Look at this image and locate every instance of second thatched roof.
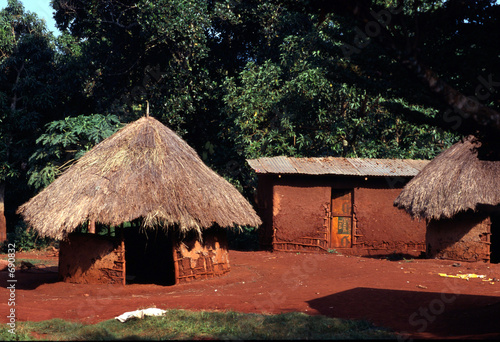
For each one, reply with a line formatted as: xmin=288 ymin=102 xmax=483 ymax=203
xmin=17 ymin=116 xmax=262 ymax=239
xmin=394 ymin=136 xmax=500 ymax=220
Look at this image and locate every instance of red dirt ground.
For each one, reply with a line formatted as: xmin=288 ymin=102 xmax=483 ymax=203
xmin=1 ymin=249 xmax=500 ymax=340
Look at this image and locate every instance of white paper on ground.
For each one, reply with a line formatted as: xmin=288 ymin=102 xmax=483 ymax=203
xmin=115 ymin=308 xmax=167 ymax=322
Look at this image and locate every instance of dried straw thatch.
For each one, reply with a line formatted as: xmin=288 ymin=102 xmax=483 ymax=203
xmin=18 ymin=116 xmax=262 ymax=239
xmin=394 ymin=136 xmax=500 ymax=220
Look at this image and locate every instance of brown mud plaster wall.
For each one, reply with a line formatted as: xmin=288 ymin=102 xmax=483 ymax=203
xmin=273 ymin=185 xmax=330 ymax=243
xmin=175 ymin=228 xmax=230 ymax=284
xmin=59 ymin=233 xmax=125 ymax=284
xmin=427 ymin=213 xmax=491 ymax=262
xmin=353 ymin=187 xmax=426 ymax=256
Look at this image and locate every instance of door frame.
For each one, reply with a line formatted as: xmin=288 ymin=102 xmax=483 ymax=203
xmin=329 ymin=188 xmax=353 ymax=249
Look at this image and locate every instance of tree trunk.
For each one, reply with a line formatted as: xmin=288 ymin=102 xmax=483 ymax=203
xmin=0 ymin=183 xmax=6 ymax=242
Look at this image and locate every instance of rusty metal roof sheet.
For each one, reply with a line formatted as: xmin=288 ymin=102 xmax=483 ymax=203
xmin=247 ymin=156 xmax=296 ymax=174
xmin=246 ymin=156 xmax=429 ymax=177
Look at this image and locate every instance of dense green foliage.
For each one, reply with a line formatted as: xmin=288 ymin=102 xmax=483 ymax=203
xmin=0 ymin=0 xmax=58 ymax=185
xmin=28 ymin=113 xmax=123 ymax=189
xmin=1 ymin=0 xmax=499 ymax=247
xmin=1 ymin=310 xmax=396 ymax=340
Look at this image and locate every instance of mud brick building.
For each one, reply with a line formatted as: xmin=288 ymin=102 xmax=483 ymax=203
xmin=395 ymin=136 xmax=500 ymax=263
xmin=18 ymin=113 xmax=261 ymax=285
xmin=247 ymin=156 xmax=429 ymax=257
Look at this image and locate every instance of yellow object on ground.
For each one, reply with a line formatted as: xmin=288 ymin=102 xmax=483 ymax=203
xmin=438 ymin=273 xmax=494 ymax=282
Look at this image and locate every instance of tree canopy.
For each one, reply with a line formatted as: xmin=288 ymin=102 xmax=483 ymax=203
xmin=1 ymin=0 xmax=499 ymax=237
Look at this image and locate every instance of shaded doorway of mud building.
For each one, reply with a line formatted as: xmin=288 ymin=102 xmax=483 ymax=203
xmin=124 ymin=225 xmax=176 ymax=285
xmin=490 ymin=213 xmax=500 ymax=263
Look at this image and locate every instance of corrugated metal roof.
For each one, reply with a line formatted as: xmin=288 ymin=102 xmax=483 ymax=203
xmin=289 ymin=158 xmax=329 ymax=175
xmin=317 ymin=157 xmax=360 ymax=175
xmin=252 ymin=156 xmax=296 ymax=174
xmin=404 ymin=159 xmax=431 ymax=171
xmin=246 ymin=156 xmax=429 ymax=177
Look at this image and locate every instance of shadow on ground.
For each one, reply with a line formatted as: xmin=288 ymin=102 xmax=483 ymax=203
xmin=307 ymin=287 xmax=500 ymax=339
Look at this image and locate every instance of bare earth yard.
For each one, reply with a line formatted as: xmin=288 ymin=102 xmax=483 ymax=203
xmin=1 ymin=249 xmax=500 ymax=339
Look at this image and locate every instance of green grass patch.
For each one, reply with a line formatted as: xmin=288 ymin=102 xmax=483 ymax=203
xmin=16 ymin=258 xmax=58 ymax=267
xmin=1 ymin=310 xmax=396 ymax=340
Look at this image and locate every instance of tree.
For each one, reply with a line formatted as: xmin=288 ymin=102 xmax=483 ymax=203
xmin=48 ymin=0 xmax=465 ymax=196
xmin=49 ymin=0 xmax=277 ymax=194
xmin=294 ymin=0 xmax=500 ymax=157
xmin=43 ymin=0 xmax=500 ymax=175
xmin=0 ymin=0 xmax=59 ymax=241
xmin=220 ymin=0 xmax=457 ymax=163
xmin=51 ymin=0 xmax=215 ymax=126
xmin=27 ymin=113 xmax=123 ymax=190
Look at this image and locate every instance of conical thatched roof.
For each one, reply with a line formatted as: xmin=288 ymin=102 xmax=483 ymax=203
xmin=394 ymin=136 xmax=500 ymax=220
xmin=18 ymin=116 xmax=261 ymax=239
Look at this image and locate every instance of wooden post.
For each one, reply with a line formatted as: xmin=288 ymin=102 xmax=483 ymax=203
xmin=89 ymin=220 xmax=96 ymax=234
xmin=120 ymin=225 xmax=126 ymax=286
xmin=173 ymin=238 xmax=180 ymax=285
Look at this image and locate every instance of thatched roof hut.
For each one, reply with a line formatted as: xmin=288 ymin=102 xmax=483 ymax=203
xmin=394 ymin=136 xmax=500 ymax=263
xmin=394 ymin=136 xmax=500 ymax=220
xmin=18 ymin=116 xmax=261 ymax=240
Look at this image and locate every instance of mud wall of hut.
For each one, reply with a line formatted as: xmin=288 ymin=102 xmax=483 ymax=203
xmin=123 ymin=226 xmax=230 ymax=285
xmin=59 ymin=233 xmax=125 ymax=284
xmin=60 ymin=227 xmax=231 ymax=286
xmin=270 ymin=184 xmax=330 ymax=251
xmin=258 ymin=174 xmax=426 ymax=256
xmin=353 ymin=187 xmax=426 ymax=256
xmin=174 ymin=227 xmax=230 ymax=284
xmin=426 ymin=212 xmax=491 ymax=262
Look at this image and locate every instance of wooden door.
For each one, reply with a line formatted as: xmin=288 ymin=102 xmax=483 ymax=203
xmin=330 ymin=190 xmax=352 ymax=248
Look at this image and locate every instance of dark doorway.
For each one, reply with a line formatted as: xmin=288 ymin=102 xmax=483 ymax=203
xmin=124 ymin=226 xmax=176 ymax=285
xmin=490 ymin=213 xmax=500 ymax=263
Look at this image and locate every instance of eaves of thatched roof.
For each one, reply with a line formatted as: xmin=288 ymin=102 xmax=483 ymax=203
xmin=394 ymin=136 xmax=500 ymax=220
xmin=17 ymin=116 xmax=262 ymax=239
